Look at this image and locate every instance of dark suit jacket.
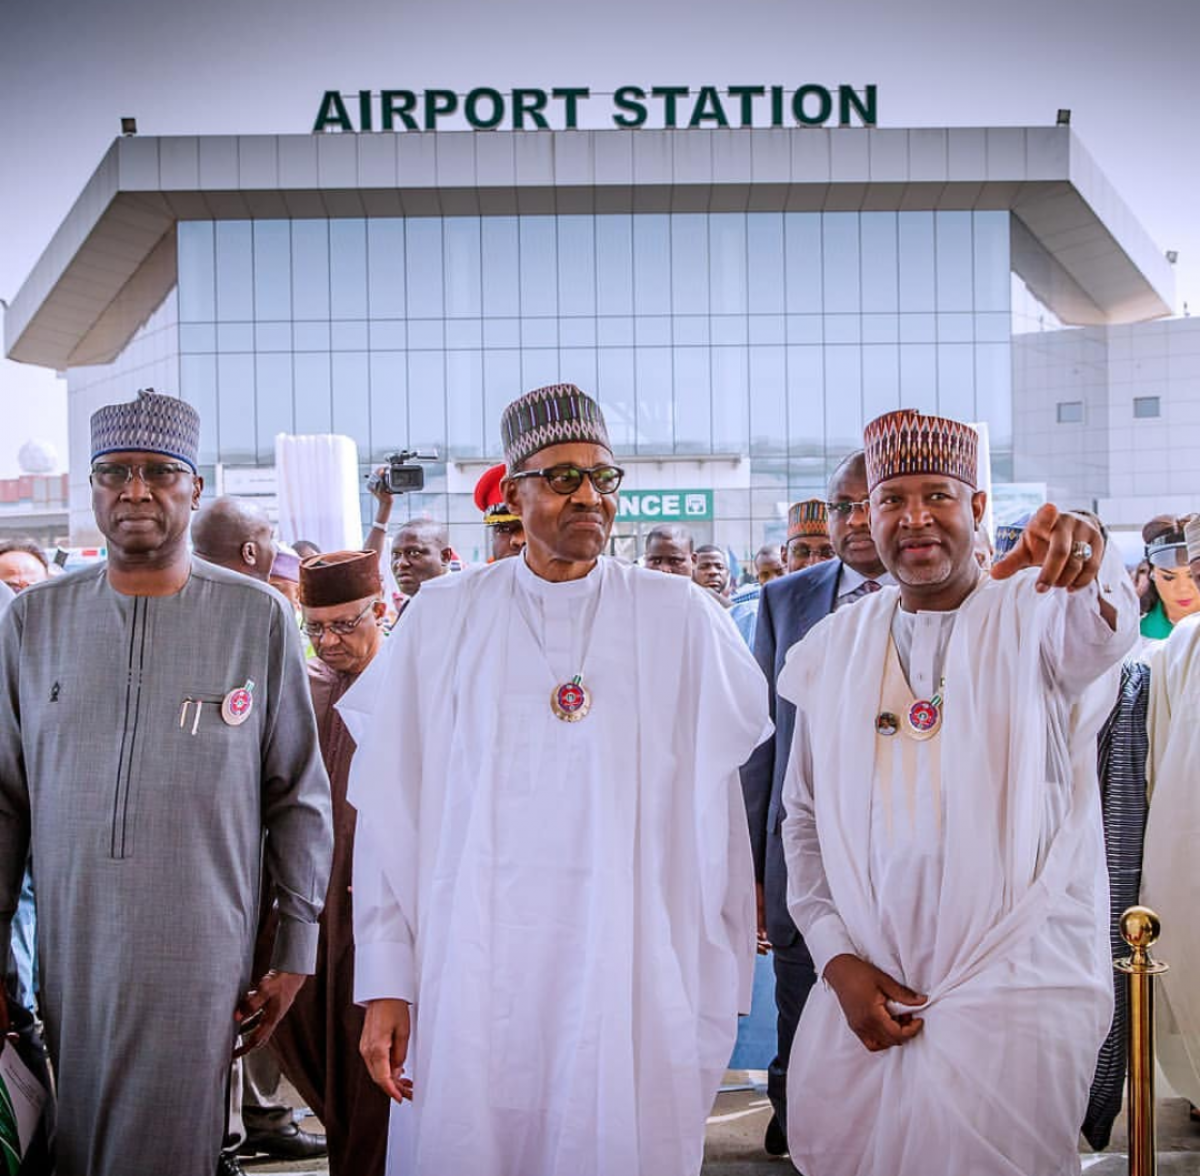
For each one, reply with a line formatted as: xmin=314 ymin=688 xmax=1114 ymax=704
xmin=740 ymin=558 xmax=842 ymax=948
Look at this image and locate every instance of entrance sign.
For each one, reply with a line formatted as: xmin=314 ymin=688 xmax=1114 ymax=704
xmin=313 ymin=85 xmax=878 ymax=134
xmin=617 ymin=489 xmax=713 ymax=522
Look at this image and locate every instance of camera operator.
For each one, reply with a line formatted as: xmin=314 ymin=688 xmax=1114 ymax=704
xmin=365 ymin=465 xmax=394 ymax=560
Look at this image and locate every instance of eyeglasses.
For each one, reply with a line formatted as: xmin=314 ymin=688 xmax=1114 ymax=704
xmin=302 ymin=599 xmax=377 ymax=641
xmin=790 ymin=543 xmax=836 ymax=562
xmin=508 ymin=463 xmax=625 ymax=496
xmin=90 ymin=461 xmax=194 ymax=489
xmin=825 ymin=499 xmax=870 ymax=518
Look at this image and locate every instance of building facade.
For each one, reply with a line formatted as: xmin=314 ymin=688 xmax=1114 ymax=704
xmin=6 ymin=124 xmax=1175 ymax=559
xmin=1013 ymin=309 xmax=1200 ymax=534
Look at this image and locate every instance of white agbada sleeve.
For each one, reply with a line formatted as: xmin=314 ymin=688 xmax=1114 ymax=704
xmin=680 ymin=582 xmax=773 ymax=1016
xmin=353 ymin=818 xmax=416 ymax=1003
xmin=781 ymin=706 xmax=860 ymax=977
xmin=337 ymin=573 xmax=481 ymax=1007
xmin=337 ymin=633 xmax=422 ymax=1003
xmin=1039 ymin=547 xmax=1137 ymax=697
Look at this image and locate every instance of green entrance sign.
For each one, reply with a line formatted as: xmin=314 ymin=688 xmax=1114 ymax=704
xmin=617 ymin=489 xmax=712 ymax=523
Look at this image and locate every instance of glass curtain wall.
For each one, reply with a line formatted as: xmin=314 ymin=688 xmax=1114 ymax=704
xmin=172 ymin=210 xmax=1013 ymax=558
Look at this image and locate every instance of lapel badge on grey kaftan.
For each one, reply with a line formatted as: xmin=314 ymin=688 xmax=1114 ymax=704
xmin=221 ymin=680 xmax=255 ymax=726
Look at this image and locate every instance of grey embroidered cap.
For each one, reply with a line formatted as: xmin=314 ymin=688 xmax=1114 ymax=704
xmin=90 ymin=388 xmax=201 ymax=471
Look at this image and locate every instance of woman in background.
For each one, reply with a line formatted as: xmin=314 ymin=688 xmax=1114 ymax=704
xmin=1139 ymin=515 xmax=1200 ymax=642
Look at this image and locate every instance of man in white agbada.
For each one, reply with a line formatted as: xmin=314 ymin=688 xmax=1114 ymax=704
xmin=1141 ymin=512 xmax=1200 ymax=1110
xmin=338 ymin=383 xmax=770 ymax=1176
xmin=779 ymin=408 xmax=1137 ymax=1176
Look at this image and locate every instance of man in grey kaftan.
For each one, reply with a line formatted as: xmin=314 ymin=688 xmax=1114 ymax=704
xmin=0 ymin=390 xmax=332 ymax=1176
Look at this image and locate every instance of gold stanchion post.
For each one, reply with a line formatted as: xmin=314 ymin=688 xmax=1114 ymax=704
xmin=1115 ymin=906 xmax=1169 ymax=1176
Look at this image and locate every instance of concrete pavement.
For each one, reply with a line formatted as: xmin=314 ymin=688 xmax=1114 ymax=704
xmin=249 ymin=1071 xmax=1200 ymax=1174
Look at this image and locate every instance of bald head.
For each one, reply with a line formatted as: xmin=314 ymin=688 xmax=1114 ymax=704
xmin=391 ymin=519 xmax=452 ymax=598
xmin=192 ymin=496 xmax=276 ymax=581
xmin=646 ymin=524 xmax=694 ymax=551
xmin=825 ymin=448 xmax=885 ymax=577
xmin=828 ymin=450 xmax=867 ymax=499
xmin=397 ymin=519 xmax=449 ymax=550
xmin=754 ymin=543 xmax=785 ymax=585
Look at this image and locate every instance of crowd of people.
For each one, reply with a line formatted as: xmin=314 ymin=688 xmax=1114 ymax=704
xmin=0 ymin=383 xmax=1198 ymax=1176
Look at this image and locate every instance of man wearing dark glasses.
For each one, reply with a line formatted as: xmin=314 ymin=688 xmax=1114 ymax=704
xmin=344 ymin=383 xmax=770 ymax=1176
xmin=0 ymin=389 xmax=332 ymax=1176
xmin=740 ymin=448 xmax=891 ymax=1163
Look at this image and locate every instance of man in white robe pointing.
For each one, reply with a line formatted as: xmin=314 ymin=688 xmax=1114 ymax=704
xmin=780 ymin=408 xmax=1137 ymax=1176
xmin=339 ymin=383 xmax=770 ymax=1176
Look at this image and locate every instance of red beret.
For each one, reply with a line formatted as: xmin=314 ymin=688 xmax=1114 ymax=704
xmin=473 ymin=464 xmax=520 ymax=526
xmin=473 ymin=464 xmax=506 ymax=511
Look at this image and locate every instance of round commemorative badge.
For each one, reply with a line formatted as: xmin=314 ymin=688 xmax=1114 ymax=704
xmin=875 ymin=711 xmax=899 ymax=737
xmin=221 ymin=679 xmax=256 ymax=727
xmin=551 ymin=677 xmax=592 ymax=723
xmin=906 ymin=696 xmax=941 ymax=741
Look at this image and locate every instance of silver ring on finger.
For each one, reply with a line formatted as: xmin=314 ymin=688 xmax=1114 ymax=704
xmin=1070 ymin=541 xmax=1093 ymax=562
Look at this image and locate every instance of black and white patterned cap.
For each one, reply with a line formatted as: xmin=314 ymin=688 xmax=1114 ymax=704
xmin=500 ymin=384 xmax=611 ymax=470
xmin=90 ymin=388 xmax=200 ymax=471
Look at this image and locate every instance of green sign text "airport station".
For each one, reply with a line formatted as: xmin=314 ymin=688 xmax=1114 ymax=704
xmin=617 ymin=489 xmax=713 ymax=523
xmin=313 ymin=85 xmax=877 ymax=133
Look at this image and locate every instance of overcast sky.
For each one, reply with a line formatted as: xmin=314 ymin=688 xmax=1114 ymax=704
xmin=1 ymin=0 xmax=1196 ymax=477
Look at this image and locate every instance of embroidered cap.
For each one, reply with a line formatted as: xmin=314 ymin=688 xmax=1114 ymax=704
xmin=994 ymin=512 xmax=1032 ymax=559
xmin=500 ymin=384 xmax=611 ymax=470
xmin=90 ymin=388 xmax=200 ymax=471
xmin=1186 ymin=515 xmax=1200 ymax=564
xmin=299 ymin=550 xmax=383 ymax=608
xmin=787 ymin=498 xmax=829 ymax=541
xmin=863 ymin=409 xmax=979 ymax=492
xmin=472 ymin=463 xmax=520 ymax=526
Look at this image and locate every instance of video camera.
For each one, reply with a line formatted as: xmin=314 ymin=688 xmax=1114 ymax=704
xmin=370 ymin=449 xmax=439 ymax=495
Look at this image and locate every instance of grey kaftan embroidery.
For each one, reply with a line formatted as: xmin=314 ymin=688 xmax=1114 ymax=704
xmin=0 ymin=559 xmax=333 ymax=1176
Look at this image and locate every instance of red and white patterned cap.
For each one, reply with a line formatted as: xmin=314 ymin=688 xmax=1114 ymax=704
xmin=787 ymin=498 xmax=828 ymax=541
xmin=863 ymin=409 xmax=978 ymax=492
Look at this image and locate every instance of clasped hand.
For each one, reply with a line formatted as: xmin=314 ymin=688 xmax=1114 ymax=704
xmin=824 ymin=954 xmax=926 ymax=1053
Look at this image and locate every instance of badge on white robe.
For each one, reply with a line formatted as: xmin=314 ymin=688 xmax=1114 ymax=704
xmin=551 ymin=675 xmax=592 ymax=722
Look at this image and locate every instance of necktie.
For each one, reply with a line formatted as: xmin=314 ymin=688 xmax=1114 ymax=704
xmin=840 ymin=579 xmax=881 ymax=607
